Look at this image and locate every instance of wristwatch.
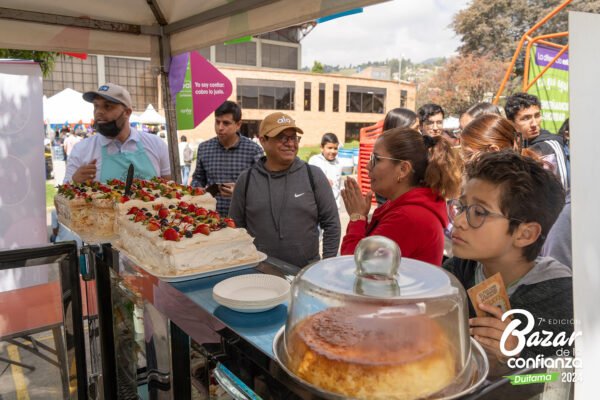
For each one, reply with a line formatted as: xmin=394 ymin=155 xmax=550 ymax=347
xmin=350 ymin=213 xmax=367 ymax=222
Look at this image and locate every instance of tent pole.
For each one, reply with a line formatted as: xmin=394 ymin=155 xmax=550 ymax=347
xmin=157 ymin=32 xmax=181 ymax=183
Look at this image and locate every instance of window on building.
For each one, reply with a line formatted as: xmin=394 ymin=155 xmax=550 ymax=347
xmin=304 ymin=82 xmax=311 ymax=111
xmin=345 ymin=122 xmax=375 ymax=142
xmin=105 ymin=57 xmax=158 ymax=111
xmin=318 ymin=83 xmax=325 ymax=112
xmin=346 ymin=86 xmax=386 ymax=114
xmin=43 ymin=54 xmax=98 ymax=97
xmin=197 ymin=47 xmax=211 ymax=61
xmin=400 ymin=90 xmax=408 ymax=107
xmin=215 ymin=42 xmax=257 ymax=66
xmin=240 ymin=120 xmax=261 ymax=138
xmin=261 ymin=43 xmax=299 ymax=70
xmin=238 ymin=86 xmax=259 ymax=109
xmin=333 ymin=84 xmax=339 ymax=112
xmin=258 ymin=28 xmax=300 ymax=43
xmin=237 ymin=79 xmax=295 ymax=110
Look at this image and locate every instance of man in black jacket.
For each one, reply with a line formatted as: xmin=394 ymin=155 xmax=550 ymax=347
xmin=444 ymin=151 xmax=572 ymax=373
xmin=505 ymin=92 xmax=569 ymax=188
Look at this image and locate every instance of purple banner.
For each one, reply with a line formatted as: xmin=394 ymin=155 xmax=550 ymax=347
xmin=535 ymin=45 xmax=569 ymax=71
xmin=169 ymin=53 xmax=190 ymax=104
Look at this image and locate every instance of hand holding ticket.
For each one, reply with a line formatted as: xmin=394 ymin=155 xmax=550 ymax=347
xmin=467 ymin=273 xmax=511 ymax=317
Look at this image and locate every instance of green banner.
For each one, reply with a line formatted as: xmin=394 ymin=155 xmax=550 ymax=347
xmin=504 ymin=372 xmax=559 ymax=386
xmin=527 ymin=45 xmax=569 ymax=134
xmin=176 ymin=57 xmax=194 ymax=130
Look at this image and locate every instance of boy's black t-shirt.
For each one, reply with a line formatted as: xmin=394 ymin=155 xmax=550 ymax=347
xmin=443 ymin=257 xmax=574 ymax=360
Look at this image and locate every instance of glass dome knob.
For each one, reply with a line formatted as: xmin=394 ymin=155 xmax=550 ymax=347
xmin=354 ymin=236 xmax=401 ymax=280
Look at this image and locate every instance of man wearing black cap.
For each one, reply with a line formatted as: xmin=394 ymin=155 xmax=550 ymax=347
xmin=229 ymin=112 xmax=341 ymax=268
xmin=64 ymin=83 xmax=171 ymax=183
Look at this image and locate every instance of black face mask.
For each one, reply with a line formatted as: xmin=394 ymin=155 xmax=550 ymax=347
xmin=95 ymin=111 xmax=125 ymax=138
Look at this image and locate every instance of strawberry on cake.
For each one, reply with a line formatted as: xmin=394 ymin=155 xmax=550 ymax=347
xmin=55 ymin=177 xmax=216 ymax=239
xmin=116 ymin=201 xmax=261 ymax=275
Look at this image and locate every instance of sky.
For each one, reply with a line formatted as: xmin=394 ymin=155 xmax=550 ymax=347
xmin=301 ymin=0 xmax=470 ymax=68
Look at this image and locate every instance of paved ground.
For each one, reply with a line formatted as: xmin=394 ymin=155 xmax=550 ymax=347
xmin=0 ymin=333 xmax=67 ymax=400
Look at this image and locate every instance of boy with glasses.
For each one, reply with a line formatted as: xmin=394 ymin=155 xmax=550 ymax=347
xmin=229 ymin=112 xmax=340 ymax=268
xmin=417 ymin=103 xmax=445 ymax=136
xmin=444 ymin=150 xmax=572 ymax=371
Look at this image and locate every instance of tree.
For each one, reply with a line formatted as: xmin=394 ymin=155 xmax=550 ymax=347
xmin=452 ymin=0 xmax=600 ymax=64
xmin=416 ymin=54 xmax=508 ymax=115
xmin=0 ymin=49 xmax=59 ymax=77
xmin=311 ymin=60 xmax=324 ymax=73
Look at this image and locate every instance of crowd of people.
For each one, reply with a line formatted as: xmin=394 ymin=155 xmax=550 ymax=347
xmin=61 ymin=82 xmax=573 ymax=375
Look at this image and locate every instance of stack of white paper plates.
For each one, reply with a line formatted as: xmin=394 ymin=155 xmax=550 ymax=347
xmin=213 ymin=274 xmax=291 ymax=313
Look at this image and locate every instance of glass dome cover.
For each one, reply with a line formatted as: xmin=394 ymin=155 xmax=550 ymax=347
xmin=278 ymin=236 xmax=488 ymax=400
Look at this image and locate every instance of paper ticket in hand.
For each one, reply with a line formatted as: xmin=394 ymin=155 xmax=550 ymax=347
xmin=467 ymin=273 xmax=511 ymax=317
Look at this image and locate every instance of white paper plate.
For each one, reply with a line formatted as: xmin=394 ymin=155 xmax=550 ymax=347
xmin=213 ymin=274 xmax=290 ymax=312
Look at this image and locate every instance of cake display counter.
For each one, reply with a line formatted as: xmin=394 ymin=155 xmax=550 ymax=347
xmin=80 ymin=236 xmax=555 ymax=400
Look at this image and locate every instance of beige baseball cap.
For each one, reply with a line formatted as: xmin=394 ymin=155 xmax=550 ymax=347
xmin=83 ymin=83 xmax=132 ymax=109
xmin=258 ymin=112 xmax=304 ymax=138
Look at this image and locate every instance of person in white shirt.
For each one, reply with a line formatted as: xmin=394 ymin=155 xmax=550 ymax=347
xmin=178 ymin=135 xmax=194 ymax=185
xmin=308 ymin=133 xmax=343 ymax=208
xmin=64 ymin=83 xmax=171 ymax=183
xmin=63 ymin=131 xmax=82 ymax=160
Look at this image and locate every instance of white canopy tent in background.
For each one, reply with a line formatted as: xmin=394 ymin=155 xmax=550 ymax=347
xmin=129 ymin=112 xmax=142 ymax=124
xmin=43 ymin=87 xmax=94 ymax=124
xmin=139 ymin=104 xmax=166 ymax=125
xmin=0 ymin=0 xmax=385 ymax=178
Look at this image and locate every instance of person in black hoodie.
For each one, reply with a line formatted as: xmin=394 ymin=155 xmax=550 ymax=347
xmin=229 ymin=112 xmax=341 ymax=268
xmin=443 ymin=151 xmax=572 ymax=372
xmin=505 ymin=92 xmax=569 ymax=189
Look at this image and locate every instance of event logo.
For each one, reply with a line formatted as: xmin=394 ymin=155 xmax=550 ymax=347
xmin=500 ymin=309 xmax=583 ymax=385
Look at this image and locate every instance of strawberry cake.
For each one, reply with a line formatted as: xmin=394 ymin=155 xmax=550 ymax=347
xmin=116 ymin=201 xmax=261 ymax=275
xmin=55 ymin=178 xmax=216 ymax=239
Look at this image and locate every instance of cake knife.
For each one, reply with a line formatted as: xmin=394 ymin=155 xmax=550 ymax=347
xmin=124 ymin=163 xmax=134 ymax=197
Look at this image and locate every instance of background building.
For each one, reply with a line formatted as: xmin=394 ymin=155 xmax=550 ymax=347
xmin=43 ymin=26 xmax=416 ymax=145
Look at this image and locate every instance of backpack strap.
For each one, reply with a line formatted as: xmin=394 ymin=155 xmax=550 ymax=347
xmin=305 ymin=163 xmax=316 ymax=193
xmin=306 ymin=163 xmax=320 ymax=222
xmin=244 ymin=167 xmax=253 ymax=201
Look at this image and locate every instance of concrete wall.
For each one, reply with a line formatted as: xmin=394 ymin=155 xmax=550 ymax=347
xmin=179 ymin=65 xmax=416 ymax=146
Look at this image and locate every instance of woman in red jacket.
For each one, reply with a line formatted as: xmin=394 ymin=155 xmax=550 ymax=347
xmin=341 ymin=128 xmax=462 ymax=265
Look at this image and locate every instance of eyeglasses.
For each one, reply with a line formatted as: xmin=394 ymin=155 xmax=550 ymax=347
xmin=424 ymin=120 xmax=443 ymax=127
xmin=270 ymin=134 xmax=301 ymax=144
xmin=369 ymin=152 xmax=404 ymax=167
xmin=447 ymin=199 xmax=523 ymax=229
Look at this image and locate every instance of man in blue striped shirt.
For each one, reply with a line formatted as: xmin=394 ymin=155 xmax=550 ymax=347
xmin=191 ymin=101 xmax=263 ymax=216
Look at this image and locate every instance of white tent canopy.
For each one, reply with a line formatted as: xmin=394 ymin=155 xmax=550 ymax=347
xmin=0 ymin=0 xmax=384 ymax=57
xmin=44 ymin=88 xmax=94 ymax=124
xmin=129 ymin=112 xmax=142 ymax=124
xmin=139 ymin=104 xmax=165 ymax=125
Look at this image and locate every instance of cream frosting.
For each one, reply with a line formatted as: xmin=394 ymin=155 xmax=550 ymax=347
xmin=117 ymin=217 xmax=260 ymax=275
xmin=55 ymin=180 xmax=217 ymax=239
